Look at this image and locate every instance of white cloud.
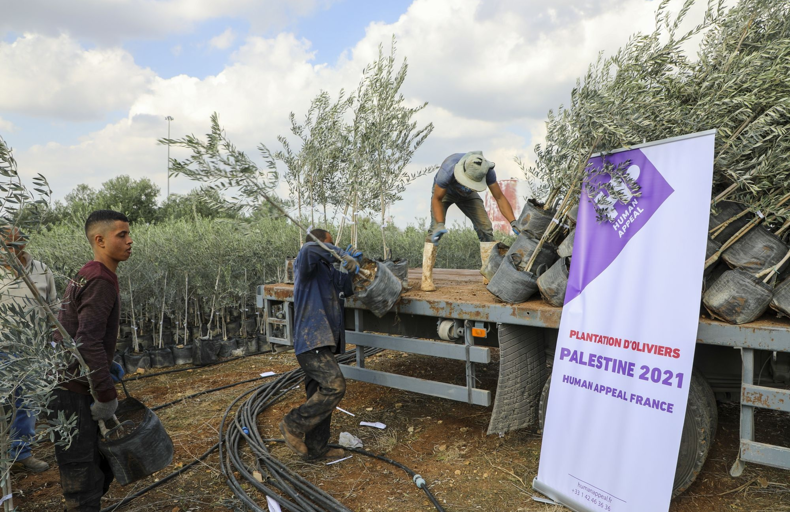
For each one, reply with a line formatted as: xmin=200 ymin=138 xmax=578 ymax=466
xmin=11 ymin=0 xmax=709 ymax=227
xmin=0 ymin=0 xmax=336 ymax=44
xmin=171 ymin=44 xmax=183 ymax=57
xmin=209 ymin=28 xmax=237 ymax=50
xmin=0 ymin=117 xmax=16 ymax=133
xmin=0 ymin=34 xmax=154 ymax=121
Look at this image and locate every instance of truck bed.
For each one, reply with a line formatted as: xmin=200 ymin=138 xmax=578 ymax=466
xmin=263 ymin=268 xmax=790 ymax=350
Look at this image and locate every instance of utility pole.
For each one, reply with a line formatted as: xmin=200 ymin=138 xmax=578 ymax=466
xmin=165 ymin=116 xmax=174 ymax=196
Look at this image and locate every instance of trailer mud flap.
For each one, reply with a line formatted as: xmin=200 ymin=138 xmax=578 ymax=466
xmin=487 ymin=325 xmax=548 ymax=435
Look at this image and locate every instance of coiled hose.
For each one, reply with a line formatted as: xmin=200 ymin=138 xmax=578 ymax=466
xmin=220 ymin=347 xmax=446 ymax=512
xmin=101 ymin=348 xmax=446 ymax=511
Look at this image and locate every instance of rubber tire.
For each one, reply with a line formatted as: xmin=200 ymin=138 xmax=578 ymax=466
xmin=486 ymin=325 xmax=548 ymax=435
xmin=538 ymin=370 xmax=717 ymax=498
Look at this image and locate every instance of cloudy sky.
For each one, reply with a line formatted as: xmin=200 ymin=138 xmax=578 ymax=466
xmin=1 ymin=0 xmax=702 ymax=227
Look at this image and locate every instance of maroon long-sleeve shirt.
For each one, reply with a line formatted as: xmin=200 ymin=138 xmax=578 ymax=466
xmin=55 ymin=261 xmax=120 ymax=402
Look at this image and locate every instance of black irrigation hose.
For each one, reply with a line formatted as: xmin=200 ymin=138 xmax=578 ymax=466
xmin=219 ymin=348 xmax=447 ymax=512
xmin=100 ymin=348 xmax=444 ymax=512
xmin=150 ymin=375 xmax=273 ymax=412
xmin=99 ymin=442 xmax=219 ymax=512
xmin=122 ymin=353 xmax=254 ymax=382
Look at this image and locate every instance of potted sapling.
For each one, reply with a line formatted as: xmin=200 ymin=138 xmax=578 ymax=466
xmin=171 ymin=272 xmax=193 ymax=365
xmin=123 ymin=276 xmax=150 ymax=373
xmin=149 ymin=272 xmax=175 ymax=368
xmin=193 ymin=266 xmax=222 ymax=366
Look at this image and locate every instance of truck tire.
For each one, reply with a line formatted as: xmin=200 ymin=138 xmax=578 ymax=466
xmin=487 ymin=325 xmax=548 ymax=435
xmin=538 ymin=370 xmax=717 ymax=498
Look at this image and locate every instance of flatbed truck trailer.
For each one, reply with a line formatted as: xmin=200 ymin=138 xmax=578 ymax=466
xmin=259 ymin=268 xmax=790 ymax=496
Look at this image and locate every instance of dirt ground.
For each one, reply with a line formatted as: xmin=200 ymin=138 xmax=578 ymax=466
xmin=11 ymin=348 xmax=790 ymax=512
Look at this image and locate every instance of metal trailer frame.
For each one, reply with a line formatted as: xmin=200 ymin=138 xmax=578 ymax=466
xmin=258 ymin=282 xmax=790 ymax=475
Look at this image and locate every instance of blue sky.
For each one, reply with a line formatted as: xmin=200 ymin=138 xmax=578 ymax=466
xmin=0 ymin=0 xmax=691 ymax=226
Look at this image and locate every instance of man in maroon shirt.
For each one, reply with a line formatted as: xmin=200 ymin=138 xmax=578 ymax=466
xmin=51 ymin=210 xmax=132 ymax=511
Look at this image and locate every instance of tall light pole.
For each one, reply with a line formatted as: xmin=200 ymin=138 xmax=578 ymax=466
xmin=165 ymin=116 xmax=174 ymax=197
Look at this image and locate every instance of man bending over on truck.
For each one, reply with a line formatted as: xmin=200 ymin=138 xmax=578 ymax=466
xmin=280 ymin=229 xmax=360 ymax=460
xmin=51 ymin=210 xmax=132 ymax=511
xmin=422 ymin=151 xmax=520 ymax=291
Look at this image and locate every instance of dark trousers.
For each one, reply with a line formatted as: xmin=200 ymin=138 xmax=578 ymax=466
xmin=427 ymin=188 xmax=495 ymax=242
xmin=49 ymin=389 xmax=113 ymax=512
xmin=284 ymin=346 xmax=346 ymax=459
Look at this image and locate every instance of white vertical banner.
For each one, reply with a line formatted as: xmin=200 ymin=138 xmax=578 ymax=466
xmin=533 ymin=130 xmax=716 ymax=512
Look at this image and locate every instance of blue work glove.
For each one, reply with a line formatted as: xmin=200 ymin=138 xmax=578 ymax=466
xmin=110 ymin=361 xmax=125 ymax=383
xmin=510 ymin=220 xmax=521 ymax=235
xmin=344 ymin=244 xmax=363 ymax=262
xmin=341 ymin=254 xmax=360 ymax=274
xmin=430 ymin=222 xmax=448 ymax=245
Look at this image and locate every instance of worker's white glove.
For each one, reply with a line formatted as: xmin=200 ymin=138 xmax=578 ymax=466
xmin=341 ymin=255 xmax=360 ymax=274
xmin=91 ymin=398 xmax=118 ymax=421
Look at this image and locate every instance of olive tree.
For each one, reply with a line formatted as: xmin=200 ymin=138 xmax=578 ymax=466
xmin=0 ymin=136 xmax=94 ymax=510
xmin=351 ymin=38 xmax=436 ymax=256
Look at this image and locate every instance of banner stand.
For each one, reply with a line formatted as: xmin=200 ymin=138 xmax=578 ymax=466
xmin=532 ymin=130 xmax=716 ymax=512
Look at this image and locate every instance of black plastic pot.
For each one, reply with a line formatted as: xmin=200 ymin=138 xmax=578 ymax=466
xmin=218 ymin=338 xmax=239 ymax=358
xmin=558 ymin=230 xmax=575 ymax=258
xmin=537 ymin=257 xmax=571 ymax=307
xmin=243 ymin=317 xmax=257 ymax=336
xmin=380 ymin=259 xmax=410 ymax=289
xmin=190 ymin=326 xmax=202 ymax=341
xmin=516 ymin=200 xmax=554 ymax=238
xmin=226 ymin=321 xmax=241 ymax=338
xmin=702 ymin=269 xmax=772 ymax=324
xmin=98 ymin=397 xmax=174 ymax=485
xmin=722 ymin=225 xmax=789 ymax=274
xmin=192 ymin=338 xmax=220 ymax=366
xmin=480 ymin=242 xmax=510 ymax=282
xmin=242 ymin=337 xmax=258 ymax=355
xmin=770 ymin=277 xmax=790 ymax=317
xmin=709 ymin=201 xmax=750 ymax=244
xmin=160 ymin=330 xmax=174 ymax=346
xmin=149 ymin=347 xmax=175 ymax=368
xmin=704 ymin=238 xmax=722 ymax=277
xmin=505 ymin=234 xmax=558 ymax=272
xmin=355 ymin=261 xmax=402 ymax=318
xmin=115 ymin=339 xmax=132 ymax=355
xmin=136 ymin=334 xmax=153 ymax=350
xmin=123 ymin=351 xmax=151 ymax=373
xmin=702 ymin=262 xmax=728 ymax=294
xmin=256 ymin=334 xmax=271 ymax=353
xmin=170 ymin=345 xmax=193 ymax=365
xmin=487 ymin=253 xmax=542 ymax=303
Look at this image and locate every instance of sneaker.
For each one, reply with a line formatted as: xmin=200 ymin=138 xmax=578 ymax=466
xmin=279 ymin=420 xmax=307 ymax=456
xmin=15 ymin=456 xmax=49 ymax=473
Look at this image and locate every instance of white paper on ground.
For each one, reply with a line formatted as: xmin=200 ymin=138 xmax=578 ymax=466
xmin=260 ymin=371 xmax=276 ymax=378
xmin=336 ymin=406 xmax=355 ymax=416
xmin=326 ymin=455 xmax=353 ymax=465
xmin=360 ymin=421 xmax=386 ymax=429
xmin=266 ymin=495 xmax=283 ymax=512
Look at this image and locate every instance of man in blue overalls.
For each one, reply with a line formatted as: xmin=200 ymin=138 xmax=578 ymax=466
xmin=280 ymin=229 xmax=359 ymax=460
xmin=422 ymin=151 xmax=519 ymax=291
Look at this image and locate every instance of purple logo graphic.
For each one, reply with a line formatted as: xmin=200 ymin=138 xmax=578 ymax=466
xmin=565 ymin=149 xmax=674 ymax=304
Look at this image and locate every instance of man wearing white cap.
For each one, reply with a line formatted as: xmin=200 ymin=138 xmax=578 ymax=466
xmin=421 ymin=151 xmax=519 ymax=291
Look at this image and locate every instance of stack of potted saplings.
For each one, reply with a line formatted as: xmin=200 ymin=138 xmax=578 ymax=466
xmin=485 ymin=161 xmax=589 ymax=305
xmin=703 ymin=190 xmax=790 ymax=325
